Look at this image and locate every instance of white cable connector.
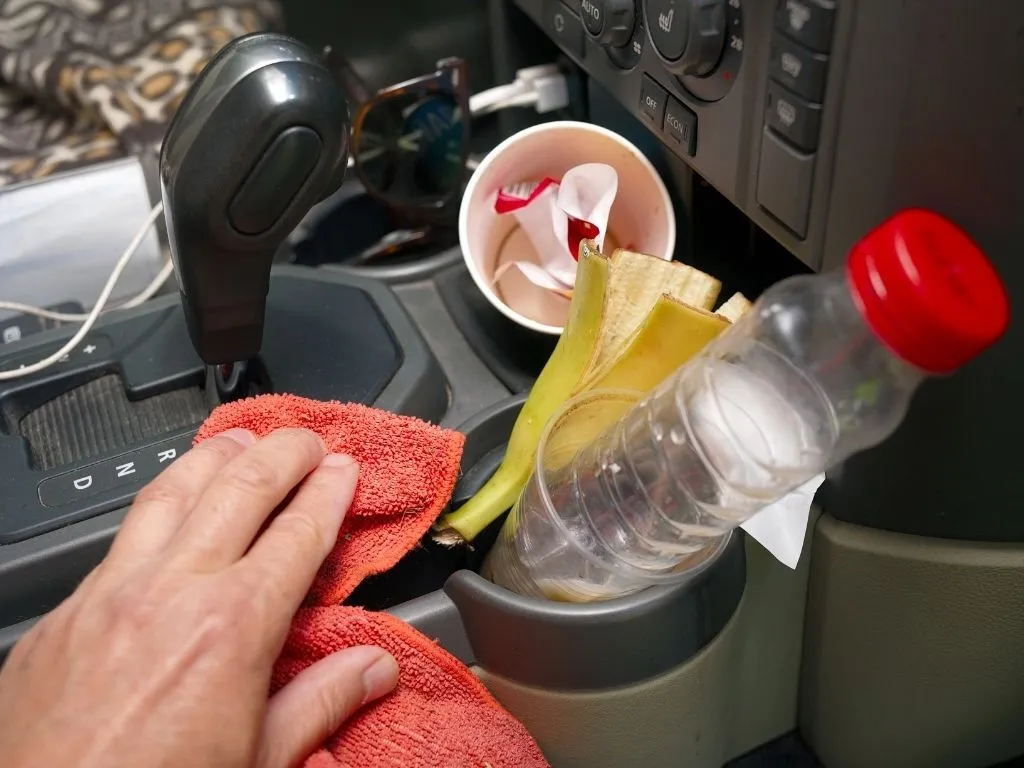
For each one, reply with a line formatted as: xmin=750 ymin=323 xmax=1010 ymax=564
xmin=469 ymin=64 xmax=570 ymax=117
xmin=531 ymin=73 xmax=571 ymax=114
xmin=512 ymin=63 xmax=563 ymax=87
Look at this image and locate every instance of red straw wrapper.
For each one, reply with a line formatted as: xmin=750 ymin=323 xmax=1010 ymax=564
xmin=494 ymin=177 xmax=602 ymax=261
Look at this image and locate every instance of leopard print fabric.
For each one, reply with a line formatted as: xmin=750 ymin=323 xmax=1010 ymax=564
xmin=0 ymin=0 xmax=281 ymax=187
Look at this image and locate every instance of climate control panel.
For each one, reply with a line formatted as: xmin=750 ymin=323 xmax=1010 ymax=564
xmin=512 ymin=0 xmax=1017 ymax=281
xmin=511 ymin=0 xmax=843 ymax=269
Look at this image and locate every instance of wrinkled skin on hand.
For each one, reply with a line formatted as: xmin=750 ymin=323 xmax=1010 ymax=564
xmin=0 ymin=427 xmax=398 ymax=768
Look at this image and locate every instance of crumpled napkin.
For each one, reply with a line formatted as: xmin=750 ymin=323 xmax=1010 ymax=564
xmin=739 ymin=474 xmax=826 ymax=568
xmin=492 ymin=163 xmax=618 ymax=296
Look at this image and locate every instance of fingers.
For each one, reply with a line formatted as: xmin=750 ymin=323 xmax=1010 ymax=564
xmin=168 ymin=429 xmax=328 ymax=570
xmin=238 ymin=455 xmax=358 ymax=617
xmin=107 ymin=430 xmax=255 ymax=566
xmin=256 ymin=646 xmax=398 ymax=768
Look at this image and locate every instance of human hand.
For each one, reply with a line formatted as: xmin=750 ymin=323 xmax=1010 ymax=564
xmin=0 ymin=428 xmax=399 ymax=768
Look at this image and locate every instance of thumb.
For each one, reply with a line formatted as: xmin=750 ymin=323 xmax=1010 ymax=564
xmin=256 ymin=646 xmax=399 ymax=768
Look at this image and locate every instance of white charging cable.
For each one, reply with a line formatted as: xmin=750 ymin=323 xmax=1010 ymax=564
xmin=0 ymin=201 xmax=167 ymax=381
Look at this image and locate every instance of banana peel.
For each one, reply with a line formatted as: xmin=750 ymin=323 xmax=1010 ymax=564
xmin=436 ymin=241 xmax=751 ymax=544
xmin=432 ymin=245 xmax=611 ymax=546
xmin=585 ymin=296 xmax=730 ymax=391
xmin=715 ymin=292 xmax=753 ymax=323
xmin=585 ymin=247 xmax=722 ymax=383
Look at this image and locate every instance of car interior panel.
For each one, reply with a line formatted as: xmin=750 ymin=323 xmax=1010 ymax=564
xmin=0 ymin=1 xmax=1021 ymax=766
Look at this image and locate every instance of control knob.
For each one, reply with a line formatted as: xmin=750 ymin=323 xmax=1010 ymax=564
xmin=581 ymin=0 xmax=636 ymax=49
xmin=647 ymin=0 xmax=727 ymax=77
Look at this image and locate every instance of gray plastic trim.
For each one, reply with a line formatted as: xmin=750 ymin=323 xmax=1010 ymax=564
xmin=392 ymin=282 xmax=512 ymax=430
xmin=0 ymin=509 xmax=127 ymax=663
xmin=446 ymin=536 xmax=745 ymax=691
xmin=277 ymin=265 xmax=450 ymax=420
xmin=388 ymin=590 xmax=474 ymax=665
xmin=325 ymin=247 xmax=465 ymax=286
xmin=390 ymin=539 xmax=747 ymax=693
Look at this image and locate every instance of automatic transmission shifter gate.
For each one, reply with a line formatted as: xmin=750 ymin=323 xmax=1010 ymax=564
xmin=0 ymin=267 xmax=445 ymax=629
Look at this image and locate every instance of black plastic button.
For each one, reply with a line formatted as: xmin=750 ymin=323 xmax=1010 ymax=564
xmin=580 ymin=0 xmax=602 ymax=35
xmin=1 ymin=315 xmax=42 ymax=345
xmin=646 ymin=0 xmax=688 ymax=61
xmin=765 ymin=80 xmax=822 ymax=152
xmin=228 ymin=126 xmax=322 ymax=236
xmin=544 ymin=0 xmax=585 ymax=57
xmin=639 ymin=75 xmax=668 ymax=127
xmin=757 ymin=126 xmax=815 ymax=238
xmin=1 ymin=302 xmax=83 ymax=346
xmin=776 ymin=0 xmax=836 ymax=53
xmin=663 ymin=97 xmax=697 ymax=156
xmin=769 ymin=34 xmax=829 ymax=102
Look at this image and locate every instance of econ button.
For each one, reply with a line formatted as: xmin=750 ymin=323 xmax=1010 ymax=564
xmin=664 ymin=96 xmax=697 ymax=156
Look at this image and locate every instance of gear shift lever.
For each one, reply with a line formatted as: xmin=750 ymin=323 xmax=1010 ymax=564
xmin=160 ymin=33 xmax=350 ymax=370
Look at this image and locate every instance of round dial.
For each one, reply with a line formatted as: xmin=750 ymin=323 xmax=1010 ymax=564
xmin=581 ymin=0 xmax=637 ymax=49
xmin=646 ymin=0 xmax=727 ymax=77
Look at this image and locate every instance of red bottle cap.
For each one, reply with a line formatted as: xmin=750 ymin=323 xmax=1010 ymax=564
xmin=846 ymin=209 xmax=1010 ymax=374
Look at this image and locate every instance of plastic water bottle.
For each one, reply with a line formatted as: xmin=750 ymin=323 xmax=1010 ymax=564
xmin=483 ymin=210 xmax=1010 ymax=600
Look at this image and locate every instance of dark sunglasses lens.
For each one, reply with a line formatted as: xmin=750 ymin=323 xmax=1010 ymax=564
xmin=356 ymin=90 xmax=464 ymax=205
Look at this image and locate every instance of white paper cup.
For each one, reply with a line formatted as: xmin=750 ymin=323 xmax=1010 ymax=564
xmin=459 ymin=121 xmax=676 ymax=335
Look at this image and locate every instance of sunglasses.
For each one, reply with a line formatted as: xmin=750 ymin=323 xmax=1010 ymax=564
xmin=322 ymin=49 xmax=471 ymax=217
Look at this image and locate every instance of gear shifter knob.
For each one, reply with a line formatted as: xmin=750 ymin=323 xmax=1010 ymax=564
xmin=160 ymin=33 xmax=350 ymax=365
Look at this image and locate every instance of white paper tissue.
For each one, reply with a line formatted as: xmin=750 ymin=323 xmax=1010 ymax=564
xmin=739 ymin=474 xmax=826 ymax=569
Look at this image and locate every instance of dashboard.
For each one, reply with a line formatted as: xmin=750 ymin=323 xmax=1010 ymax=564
xmin=508 ymin=0 xmax=1022 ymax=281
xmin=511 ymin=0 xmax=844 ymax=269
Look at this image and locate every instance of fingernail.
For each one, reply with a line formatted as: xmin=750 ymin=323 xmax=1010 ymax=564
xmin=297 ymin=428 xmax=328 ymax=452
xmin=220 ymin=428 xmax=255 ymax=446
xmin=361 ymin=652 xmax=399 ymax=705
xmin=321 ymin=453 xmax=357 ymax=469
xmin=320 ymin=454 xmax=358 ymax=528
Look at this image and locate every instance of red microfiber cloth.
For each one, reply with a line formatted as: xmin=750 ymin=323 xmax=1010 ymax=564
xmin=278 ymin=608 xmax=548 ymax=768
xmin=196 ymin=394 xmax=550 ymax=768
xmin=198 ymin=394 xmax=466 ymax=606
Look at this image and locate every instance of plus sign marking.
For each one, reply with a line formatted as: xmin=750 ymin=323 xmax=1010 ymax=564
xmin=83 ymin=344 xmax=97 ymax=355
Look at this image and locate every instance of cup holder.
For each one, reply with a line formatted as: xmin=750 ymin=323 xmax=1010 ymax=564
xmin=284 ymin=178 xmax=464 ymax=283
xmin=371 ymin=394 xmax=746 ymax=694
